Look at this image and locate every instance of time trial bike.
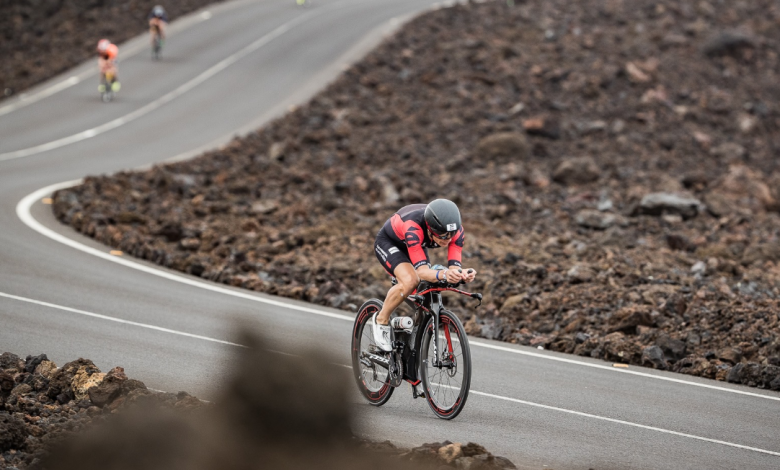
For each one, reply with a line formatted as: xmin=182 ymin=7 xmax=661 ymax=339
xmin=351 ymin=269 xmax=481 ymax=419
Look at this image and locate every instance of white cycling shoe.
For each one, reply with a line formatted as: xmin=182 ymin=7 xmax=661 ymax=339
xmin=372 ymin=313 xmax=393 ymax=352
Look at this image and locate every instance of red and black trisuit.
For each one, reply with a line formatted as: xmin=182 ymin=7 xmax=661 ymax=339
xmin=374 ymin=204 xmax=465 ymax=276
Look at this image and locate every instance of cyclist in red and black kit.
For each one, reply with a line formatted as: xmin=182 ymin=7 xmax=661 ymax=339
xmin=372 ymin=199 xmax=477 ymax=352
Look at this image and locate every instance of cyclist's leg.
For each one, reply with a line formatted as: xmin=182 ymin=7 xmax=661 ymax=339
xmin=373 ymin=233 xmax=418 ymax=325
xmin=377 ymin=263 xmax=417 ymax=325
xmin=108 ymin=66 xmax=120 ymax=91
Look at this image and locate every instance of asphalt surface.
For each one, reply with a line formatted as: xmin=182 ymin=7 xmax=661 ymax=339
xmin=1 ymin=1 xmax=779 ymax=469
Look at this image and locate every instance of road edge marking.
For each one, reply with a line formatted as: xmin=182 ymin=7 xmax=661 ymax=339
xmin=0 ymin=291 xmax=242 ymax=347
xmin=16 ymin=180 xmax=354 ymax=323
xmin=469 ymin=340 xmax=780 ymax=402
xmin=468 ymin=389 xmax=780 ymax=458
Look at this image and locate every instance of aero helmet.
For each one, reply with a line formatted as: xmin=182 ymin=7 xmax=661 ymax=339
xmin=424 ymin=199 xmax=461 ymax=239
xmin=97 ymin=39 xmax=110 ymax=53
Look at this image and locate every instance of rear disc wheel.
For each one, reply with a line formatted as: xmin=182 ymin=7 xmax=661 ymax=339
xmin=351 ymin=299 xmax=393 ymax=406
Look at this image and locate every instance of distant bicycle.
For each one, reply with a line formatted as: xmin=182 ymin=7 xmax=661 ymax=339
xmin=351 ymin=268 xmax=480 ymax=419
xmin=99 ymin=71 xmax=120 ymax=102
xmin=151 ymin=24 xmax=164 ymax=60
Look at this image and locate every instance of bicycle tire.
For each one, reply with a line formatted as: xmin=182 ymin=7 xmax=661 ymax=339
xmin=351 ymin=299 xmax=393 ymax=406
xmin=420 ymin=309 xmax=471 ymax=419
xmin=152 ymin=31 xmax=162 ymax=60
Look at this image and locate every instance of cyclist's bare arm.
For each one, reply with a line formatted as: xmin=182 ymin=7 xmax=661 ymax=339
xmin=415 ymin=264 xmax=444 ymax=284
xmin=98 ymin=57 xmax=113 ymax=74
xmin=149 ymin=18 xmax=166 ymax=37
xmin=416 ymin=265 xmax=476 ymax=284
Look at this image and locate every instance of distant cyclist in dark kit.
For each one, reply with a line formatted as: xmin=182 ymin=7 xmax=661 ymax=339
xmin=148 ymin=5 xmax=169 ymax=45
xmin=372 ymin=199 xmax=477 ymax=352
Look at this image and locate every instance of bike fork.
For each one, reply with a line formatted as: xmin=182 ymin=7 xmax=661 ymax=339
xmin=432 ymin=292 xmax=443 ymax=367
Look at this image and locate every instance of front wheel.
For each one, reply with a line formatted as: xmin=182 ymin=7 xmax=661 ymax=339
xmin=351 ymin=299 xmax=393 ymax=406
xmin=152 ymin=36 xmax=162 ymax=60
xmin=420 ymin=309 xmax=471 ymax=419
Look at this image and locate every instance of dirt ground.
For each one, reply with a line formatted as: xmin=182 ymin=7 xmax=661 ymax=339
xmin=49 ymin=0 xmax=780 ymax=391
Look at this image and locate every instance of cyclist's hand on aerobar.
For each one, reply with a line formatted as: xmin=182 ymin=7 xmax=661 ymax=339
xmin=445 ymin=268 xmax=476 ymax=284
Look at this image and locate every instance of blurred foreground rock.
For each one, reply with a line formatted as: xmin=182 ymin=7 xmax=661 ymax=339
xmin=1 ymin=338 xmax=516 ymax=470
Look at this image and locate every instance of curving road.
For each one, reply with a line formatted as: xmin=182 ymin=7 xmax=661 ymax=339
xmin=1 ymin=1 xmax=779 ymax=469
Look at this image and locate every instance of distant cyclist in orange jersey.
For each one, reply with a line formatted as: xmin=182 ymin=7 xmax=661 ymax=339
xmin=96 ymin=39 xmax=121 ymax=93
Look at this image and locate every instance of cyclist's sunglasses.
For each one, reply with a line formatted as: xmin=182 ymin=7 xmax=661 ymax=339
xmin=429 ymin=229 xmax=456 ymax=240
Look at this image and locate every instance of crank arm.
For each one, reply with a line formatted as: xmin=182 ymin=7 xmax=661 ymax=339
xmin=361 ymin=351 xmax=390 ymax=369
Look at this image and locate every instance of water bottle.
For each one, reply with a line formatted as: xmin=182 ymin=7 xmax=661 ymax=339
xmin=391 ymin=316 xmax=413 ymax=332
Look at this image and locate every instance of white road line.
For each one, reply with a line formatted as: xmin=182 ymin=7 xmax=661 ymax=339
xmin=16 ymin=181 xmax=780 ymax=404
xmin=17 ymin=181 xmax=354 ymax=323
xmin=3 ymin=290 xmax=778 ymax=458
xmin=0 ymin=2 xmax=345 ymax=162
xmin=470 ymin=389 xmax=780 ymax=458
xmin=469 ymin=340 xmax=780 ymax=402
xmin=0 ymin=291 xmax=241 ymax=347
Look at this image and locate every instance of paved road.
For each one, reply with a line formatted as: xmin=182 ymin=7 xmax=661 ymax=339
xmin=1 ymin=1 xmax=779 ymax=469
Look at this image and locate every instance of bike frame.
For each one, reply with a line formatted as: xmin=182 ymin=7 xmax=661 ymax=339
xmin=399 ymin=283 xmax=481 ymax=382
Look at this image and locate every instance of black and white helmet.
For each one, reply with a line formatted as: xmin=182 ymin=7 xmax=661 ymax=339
xmin=152 ymin=5 xmax=165 ymax=17
xmin=424 ymin=199 xmax=461 ymax=239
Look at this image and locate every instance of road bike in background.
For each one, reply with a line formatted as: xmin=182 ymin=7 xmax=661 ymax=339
xmin=351 ymin=269 xmax=480 ymax=419
xmin=98 ymin=71 xmax=120 ymax=102
xmin=152 ymin=25 xmax=164 ymax=60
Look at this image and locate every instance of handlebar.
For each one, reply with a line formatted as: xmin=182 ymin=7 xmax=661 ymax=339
xmin=412 ymin=269 xmax=482 ymax=307
xmin=431 ymin=268 xmax=474 ymax=287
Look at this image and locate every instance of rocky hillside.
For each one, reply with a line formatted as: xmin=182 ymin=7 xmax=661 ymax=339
xmin=0 ymin=0 xmax=223 ymax=100
xmin=52 ymin=0 xmax=780 ymax=391
xmin=0 ymin=351 xmax=203 ymax=469
xmin=0 ymin=341 xmax=516 ymax=470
